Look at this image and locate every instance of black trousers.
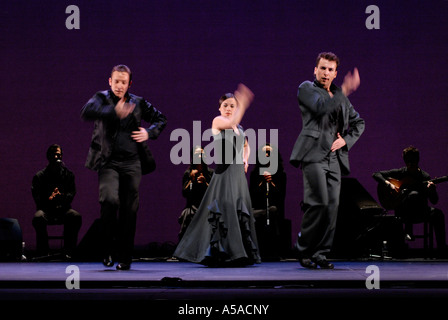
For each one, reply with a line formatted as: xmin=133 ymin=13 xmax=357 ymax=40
xmin=98 ymin=159 xmax=142 ymax=264
xmin=32 ymin=208 xmax=82 ymax=256
xmin=296 ymin=153 xmax=341 ymax=261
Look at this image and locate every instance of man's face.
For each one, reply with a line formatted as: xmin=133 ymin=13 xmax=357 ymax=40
xmin=109 ymin=71 xmax=131 ymax=98
xmin=50 ymin=147 xmax=62 ymax=164
xmin=194 ymin=147 xmax=204 ymax=157
xmin=192 ymin=147 xmax=205 ymax=165
xmin=262 ymin=145 xmax=272 ymax=157
xmin=406 ymin=161 xmax=419 ymax=172
xmin=314 ymin=58 xmax=338 ymax=90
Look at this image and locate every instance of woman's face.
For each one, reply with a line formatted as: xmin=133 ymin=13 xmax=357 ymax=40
xmin=219 ymin=98 xmax=237 ymax=118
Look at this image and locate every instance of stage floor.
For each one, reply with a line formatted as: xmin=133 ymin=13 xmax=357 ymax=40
xmin=1 ymin=259 xmax=448 ymax=317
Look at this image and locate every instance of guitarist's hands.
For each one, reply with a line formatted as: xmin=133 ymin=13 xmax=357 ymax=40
xmin=385 ymin=180 xmax=398 ymax=191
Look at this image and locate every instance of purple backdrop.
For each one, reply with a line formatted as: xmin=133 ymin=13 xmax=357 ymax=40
xmin=2 ymin=0 xmax=448 ymax=251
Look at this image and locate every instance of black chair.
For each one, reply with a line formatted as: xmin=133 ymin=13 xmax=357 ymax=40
xmin=47 ymin=223 xmax=64 ymax=251
xmin=32 ymin=223 xmax=65 ymax=261
xmin=407 ymin=219 xmax=434 ymax=257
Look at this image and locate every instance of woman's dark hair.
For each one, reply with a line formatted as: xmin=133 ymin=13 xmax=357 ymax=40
xmin=218 ymin=93 xmax=235 ymax=108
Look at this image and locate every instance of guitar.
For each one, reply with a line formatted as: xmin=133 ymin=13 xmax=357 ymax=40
xmin=377 ymin=175 xmax=448 ymax=210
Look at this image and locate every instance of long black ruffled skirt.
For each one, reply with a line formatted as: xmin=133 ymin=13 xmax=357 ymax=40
xmin=173 ymin=163 xmax=261 ymax=267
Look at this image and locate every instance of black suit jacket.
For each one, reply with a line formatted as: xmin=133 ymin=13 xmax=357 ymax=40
xmin=289 ymin=80 xmax=365 ymax=175
xmin=81 ymin=90 xmax=167 ymax=175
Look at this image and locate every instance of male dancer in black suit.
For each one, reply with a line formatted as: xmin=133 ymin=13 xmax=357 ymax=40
xmin=81 ymin=65 xmax=167 ymax=270
xmin=290 ymin=52 xmax=365 ymax=269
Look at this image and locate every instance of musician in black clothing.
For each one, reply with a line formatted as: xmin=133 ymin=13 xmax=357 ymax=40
xmin=32 ymin=144 xmax=82 ymax=259
xmin=372 ymin=146 xmax=447 ymax=253
xmin=178 ymin=146 xmax=214 ymax=241
xmin=249 ymin=143 xmax=287 ymax=260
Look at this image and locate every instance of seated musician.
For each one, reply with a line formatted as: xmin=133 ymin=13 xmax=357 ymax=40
xmin=372 ymin=146 xmax=447 ymax=255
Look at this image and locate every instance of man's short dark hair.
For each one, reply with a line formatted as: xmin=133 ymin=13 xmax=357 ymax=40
xmin=111 ymin=64 xmax=132 ymax=82
xmin=403 ymin=146 xmax=420 ymax=164
xmin=315 ymin=52 xmax=340 ymax=70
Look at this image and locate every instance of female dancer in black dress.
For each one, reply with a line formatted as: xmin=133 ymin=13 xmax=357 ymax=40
xmin=174 ymin=84 xmax=260 ymax=266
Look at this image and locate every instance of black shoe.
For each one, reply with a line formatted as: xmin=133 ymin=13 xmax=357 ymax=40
xmin=299 ymin=258 xmax=317 ymax=269
xmin=116 ymin=262 xmax=131 ymax=270
xmin=103 ymin=255 xmax=114 ymax=267
xmin=314 ymin=259 xmax=334 ymax=269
